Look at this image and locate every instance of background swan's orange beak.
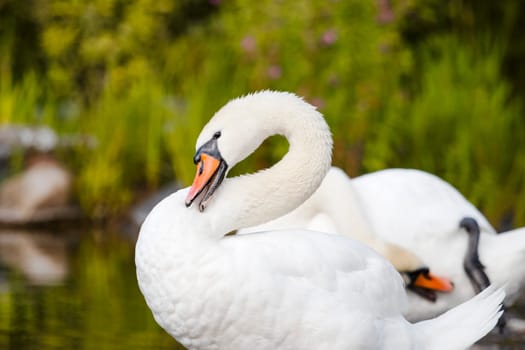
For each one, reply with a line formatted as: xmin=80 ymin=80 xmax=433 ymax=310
xmin=185 ymin=154 xmax=221 ymax=206
xmin=414 ymin=272 xmax=454 ymax=292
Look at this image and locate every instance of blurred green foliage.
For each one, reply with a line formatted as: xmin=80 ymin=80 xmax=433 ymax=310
xmin=366 ymin=36 xmax=525 ymax=224
xmin=0 ymin=0 xmax=524 ymax=227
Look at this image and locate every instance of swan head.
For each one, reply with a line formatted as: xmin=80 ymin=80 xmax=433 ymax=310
xmin=185 ymin=91 xmax=326 ymax=212
xmin=184 ymin=130 xmax=229 ymax=211
xmin=379 ymin=241 xmax=454 ymax=301
xmin=402 ymin=267 xmax=455 ymax=302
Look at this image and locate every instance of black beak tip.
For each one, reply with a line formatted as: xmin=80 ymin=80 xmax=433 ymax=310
xmin=185 ymin=197 xmax=194 ymax=207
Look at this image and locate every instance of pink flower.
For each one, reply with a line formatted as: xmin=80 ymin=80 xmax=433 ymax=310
xmin=267 ymin=65 xmax=282 ymax=80
xmin=321 ymin=29 xmax=338 ymax=46
xmin=240 ymin=36 xmax=257 ymax=54
xmin=377 ymin=0 xmax=394 ymax=24
xmin=309 ymin=97 xmax=325 ymax=109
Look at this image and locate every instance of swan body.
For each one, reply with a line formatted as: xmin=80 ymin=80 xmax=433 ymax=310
xmin=238 ymin=167 xmax=456 ymax=300
xmin=240 ymin=167 xmax=430 ymax=273
xmin=352 ymin=168 xmax=525 ymax=320
xmin=136 ymin=91 xmax=503 ymax=349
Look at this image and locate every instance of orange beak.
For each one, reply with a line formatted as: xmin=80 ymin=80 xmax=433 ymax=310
xmin=185 ymin=153 xmax=221 ymax=207
xmin=413 ymin=272 xmax=454 ymax=293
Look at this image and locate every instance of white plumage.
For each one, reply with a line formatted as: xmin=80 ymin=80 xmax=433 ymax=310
xmin=239 ymin=166 xmax=429 ymax=274
xmin=135 ymin=91 xmax=504 ymax=349
xmin=352 ymin=168 xmax=525 ymax=320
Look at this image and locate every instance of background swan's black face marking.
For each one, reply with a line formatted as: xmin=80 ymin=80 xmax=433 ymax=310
xmin=213 ymin=131 xmax=222 ymax=139
xmin=460 ymin=216 xmax=506 ymax=333
xmin=405 ymin=267 xmax=437 ymax=302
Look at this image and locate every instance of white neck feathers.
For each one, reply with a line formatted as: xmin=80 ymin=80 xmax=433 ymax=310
xmin=201 ymin=92 xmax=333 ymax=237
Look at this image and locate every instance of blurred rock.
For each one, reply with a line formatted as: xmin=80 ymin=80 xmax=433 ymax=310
xmin=0 ymin=124 xmax=96 ymax=161
xmin=0 ymin=125 xmax=57 ymax=158
xmin=0 ymin=156 xmax=80 ymax=224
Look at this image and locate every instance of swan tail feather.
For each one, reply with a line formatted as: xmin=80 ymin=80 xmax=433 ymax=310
xmin=414 ymin=285 xmax=505 ymax=350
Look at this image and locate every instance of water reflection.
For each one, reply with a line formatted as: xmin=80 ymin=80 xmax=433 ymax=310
xmin=0 ymin=227 xmax=522 ymax=350
xmin=0 ymin=229 xmax=70 ymax=286
xmin=0 ymin=227 xmax=182 ymax=350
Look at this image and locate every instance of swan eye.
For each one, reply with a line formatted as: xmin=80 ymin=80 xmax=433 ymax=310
xmin=213 ymin=131 xmax=221 ymax=139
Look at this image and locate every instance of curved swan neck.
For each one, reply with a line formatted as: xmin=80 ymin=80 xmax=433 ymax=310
xmin=206 ymin=99 xmax=333 ymax=236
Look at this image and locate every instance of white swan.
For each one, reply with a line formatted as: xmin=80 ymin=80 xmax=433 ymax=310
xmin=239 ymin=166 xmax=454 ymax=301
xmin=351 ymin=168 xmax=525 ymax=321
xmin=135 ymin=91 xmax=504 ymax=350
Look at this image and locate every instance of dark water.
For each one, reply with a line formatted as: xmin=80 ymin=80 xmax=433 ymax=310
xmin=0 ymin=227 xmax=523 ymax=350
xmin=0 ymin=227 xmax=183 ymax=350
